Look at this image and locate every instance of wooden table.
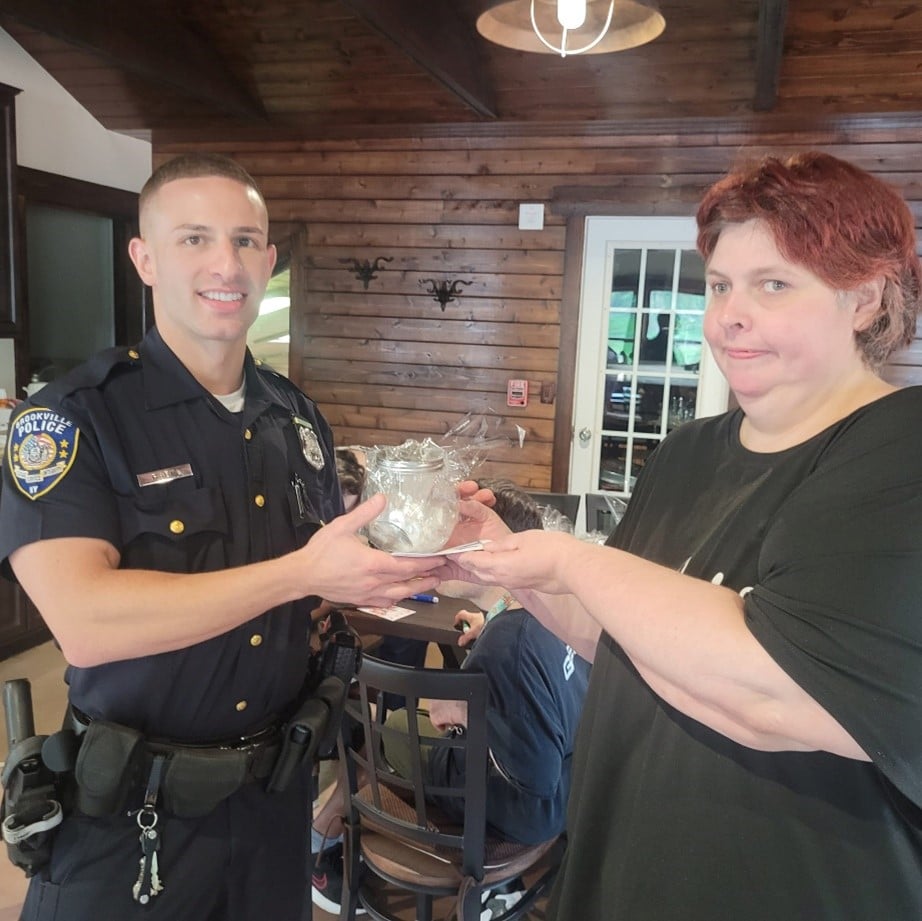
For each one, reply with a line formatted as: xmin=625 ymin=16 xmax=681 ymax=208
xmin=343 ymin=595 xmax=476 ymax=668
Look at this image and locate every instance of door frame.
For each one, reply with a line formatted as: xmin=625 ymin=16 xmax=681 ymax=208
xmin=568 ymin=215 xmax=728 ymax=496
xmin=551 ymin=195 xmax=707 ymax=491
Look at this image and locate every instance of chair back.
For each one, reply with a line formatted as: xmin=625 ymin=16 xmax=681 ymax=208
xmin=584 ymin=492 xmax=627 ymax=536
xmin=337 ymin=654 xmax=561 ymax=920
xmin=345 ymin=655 xmax=490 ymax=872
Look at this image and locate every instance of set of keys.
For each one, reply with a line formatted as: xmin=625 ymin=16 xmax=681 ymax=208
xmin=132 ymin=811 xmax=164 ymax=904
xmin=131 ymin=755 xmax=168 ymax=906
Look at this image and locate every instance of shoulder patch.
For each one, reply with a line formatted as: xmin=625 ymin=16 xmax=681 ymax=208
xmin=7 ymin=408 xmax=80 ymax=500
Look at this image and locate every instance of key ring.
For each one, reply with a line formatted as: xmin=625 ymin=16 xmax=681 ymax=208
xmin=136 ymin=807 xmax=158 ymax=831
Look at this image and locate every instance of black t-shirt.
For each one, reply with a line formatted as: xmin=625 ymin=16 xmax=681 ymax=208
xmin=550 ymin=388 xmax=922 ymax=920
xmin=0 ymin=327 xmax=343 ymax=741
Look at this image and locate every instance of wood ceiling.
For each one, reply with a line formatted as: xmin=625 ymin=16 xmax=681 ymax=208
xmin=0 ymin=0 xmax=920 ymax=141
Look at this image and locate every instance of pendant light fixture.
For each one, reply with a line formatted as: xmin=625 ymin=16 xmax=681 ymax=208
xmin=476 ymin=0 xmax=665 ymax=58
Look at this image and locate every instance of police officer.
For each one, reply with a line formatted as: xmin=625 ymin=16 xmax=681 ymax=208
xmin=0 ymin=154 xmax=442 ymax=920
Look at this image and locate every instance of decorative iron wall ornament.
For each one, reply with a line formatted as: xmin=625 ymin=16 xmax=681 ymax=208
xmin=339 ymin=255 xmax=393 ymax=289
xmin=419 ymin=278 xmax=474 ymax=311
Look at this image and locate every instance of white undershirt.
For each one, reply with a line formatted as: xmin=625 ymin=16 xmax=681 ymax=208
xmin=212 ymin=379 xmax=246 ymax=413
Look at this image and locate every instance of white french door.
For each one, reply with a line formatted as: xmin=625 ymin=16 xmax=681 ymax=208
xmin=569 ymin=216 xmax=729 ymax=501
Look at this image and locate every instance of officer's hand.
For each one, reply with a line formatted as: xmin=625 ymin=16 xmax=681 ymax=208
xmin=295 ymin=493 xmax=441 ymax=608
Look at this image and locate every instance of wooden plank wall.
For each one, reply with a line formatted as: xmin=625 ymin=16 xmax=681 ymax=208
xmin=156 ymin=117 xmax=922 ymax=490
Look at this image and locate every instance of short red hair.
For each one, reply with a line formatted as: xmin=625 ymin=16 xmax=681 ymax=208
xmin=697 ymin=152 xmax=921 ymax=368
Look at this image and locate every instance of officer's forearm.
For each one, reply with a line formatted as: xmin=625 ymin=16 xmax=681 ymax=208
xmin=10 ymin=537 xmax=308 ymax=666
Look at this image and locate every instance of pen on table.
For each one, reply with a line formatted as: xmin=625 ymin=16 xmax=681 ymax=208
xmin=410 ymin=593 xmax=439 ymax=604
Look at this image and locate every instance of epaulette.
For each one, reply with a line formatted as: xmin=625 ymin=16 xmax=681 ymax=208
xmin=30 ymin=346 xmax=142 ymax=403
xmin=253 ymin=359 xmax=315 ymax=406
xmin=253 ymin=358 xmax=286 ymax=380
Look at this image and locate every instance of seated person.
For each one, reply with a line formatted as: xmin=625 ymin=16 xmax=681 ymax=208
xmin=311 ymin=480 xmax=590 ymax=913
xmin=335 ymin=446 xmax=365 ymax=511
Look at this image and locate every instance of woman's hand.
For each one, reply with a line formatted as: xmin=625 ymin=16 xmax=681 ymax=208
xmin=457 ymin=479 xmax=496 ymax=506
xmin=442 ymin=490 xmax=504 ymax=551
xmin=453 ymin=529 xmax=585 ymax=595
xmin=436 ymin=497 xmax=515 ymax=584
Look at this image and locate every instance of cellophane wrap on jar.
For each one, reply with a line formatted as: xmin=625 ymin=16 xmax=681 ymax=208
xmin=538 ymin=505 xmax=574 ymax=534
xmin=360 ymin=416 xmax=513 ymax=553
xmin=360 ymin=439 xmax=460 ymax=552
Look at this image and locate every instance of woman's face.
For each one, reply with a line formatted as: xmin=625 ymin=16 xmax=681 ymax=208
xmin=703 ymin=220 xmax=871 ymax=410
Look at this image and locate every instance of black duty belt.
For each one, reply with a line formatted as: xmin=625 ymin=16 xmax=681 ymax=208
xmin=67 ymin=706 xmax=284 ymax=818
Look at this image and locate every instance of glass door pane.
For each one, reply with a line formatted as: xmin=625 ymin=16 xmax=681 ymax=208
xmin=596 ymin=246 xmax=707 ymax=495
xmin=570 ymin=217 xmax=728 ymax=513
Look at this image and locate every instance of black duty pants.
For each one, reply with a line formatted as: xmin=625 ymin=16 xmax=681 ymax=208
xmin=20 ymin=770 xmax=312 ymax=921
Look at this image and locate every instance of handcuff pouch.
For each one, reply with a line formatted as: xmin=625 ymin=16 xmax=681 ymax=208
xmin=73 ymin=720 xmax=144 ymax=817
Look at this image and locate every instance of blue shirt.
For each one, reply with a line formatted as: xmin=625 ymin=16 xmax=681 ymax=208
xmin=429 ymin=608 xmax=590 ymax=844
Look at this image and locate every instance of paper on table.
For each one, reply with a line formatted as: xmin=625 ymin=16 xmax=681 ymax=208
xmin=357 ymin=604 xmax=415 ymax=621
xmin=391 ymin=540 xmax=486 ymax=558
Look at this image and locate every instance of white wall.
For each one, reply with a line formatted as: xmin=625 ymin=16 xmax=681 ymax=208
xmin=0 ymin=27 xmax=151 ymax=192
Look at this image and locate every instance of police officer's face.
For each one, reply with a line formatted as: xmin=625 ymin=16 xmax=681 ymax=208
xmin=129 ymin=175 xmax=277 ymax=350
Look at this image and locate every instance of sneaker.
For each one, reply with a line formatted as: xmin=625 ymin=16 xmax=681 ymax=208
xmin=480 ymin=876 xmax=526 ymax=920
xmin=311 ymin=843 xmax=366 ymax=916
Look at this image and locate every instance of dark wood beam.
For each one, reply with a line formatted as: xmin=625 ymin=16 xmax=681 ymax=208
xmin=753 ymin=0 xmax=788 ymax=112
xmin=0 ymin=0 xmax=266 ymax=122
xmin=340 ymin=0 xmax=498 ymax=119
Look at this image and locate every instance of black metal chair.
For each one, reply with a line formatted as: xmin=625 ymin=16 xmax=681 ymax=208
xmin=337 ymin=655 xmax=563 ymax=921
xmin=584 ymin=492 xmax=627 ymax=537
xmin=524 ymin=491 xmax=581 ymax=526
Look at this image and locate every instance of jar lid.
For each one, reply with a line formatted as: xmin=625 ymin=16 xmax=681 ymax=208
xmin=378 ymin=455 xmax=444 ymax=472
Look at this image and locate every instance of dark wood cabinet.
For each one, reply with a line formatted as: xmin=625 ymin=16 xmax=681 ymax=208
xmin=0 ymin=579 xmax=50 ymax=660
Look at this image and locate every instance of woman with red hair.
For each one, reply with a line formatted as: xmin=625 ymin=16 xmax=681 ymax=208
xmin=447 ymin=152 xmax=922 ymax=919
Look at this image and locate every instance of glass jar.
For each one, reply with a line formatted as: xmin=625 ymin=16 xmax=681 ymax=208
xmin=363 ymin=444 xmax=458 ymax=553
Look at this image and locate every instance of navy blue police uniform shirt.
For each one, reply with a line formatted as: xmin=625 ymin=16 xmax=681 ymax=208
xmin=0 ymin=327 xmax=344 ymax=742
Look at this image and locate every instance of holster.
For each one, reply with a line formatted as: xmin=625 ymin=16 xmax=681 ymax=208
xmin=266 ymin=676 xmax=347 ymax=793
xmin=1 ymin=737 xmax=63 ymax=877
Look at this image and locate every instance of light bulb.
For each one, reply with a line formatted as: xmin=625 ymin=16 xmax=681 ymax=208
xmin=557 ymin=0 xmax=587 ymax=29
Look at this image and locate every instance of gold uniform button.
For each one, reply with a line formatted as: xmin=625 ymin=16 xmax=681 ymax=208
xmin=235 ymin=700 xmax=248 ymax=712
xmin=249 ymin=634 xmax=263 ymax=647
xmin=254 ymin=494 xmax=265 ymax=507
xmin=169 ymin=520 xmax=185 ymax=534
xmin=128 ymin=349 xmax=140 ymax=360
xmin=244 ymin=428 xmax=252 ymax=441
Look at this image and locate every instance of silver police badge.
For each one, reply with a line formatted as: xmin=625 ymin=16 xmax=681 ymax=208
xmin=293 ymin=416 xmax=324 ymax=470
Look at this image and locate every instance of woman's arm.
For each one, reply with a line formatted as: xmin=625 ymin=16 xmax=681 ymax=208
xmin=505 ymin=589 xmax=601 ymax=663
xmin=455 ymin=531 xmax=869 ymax=760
